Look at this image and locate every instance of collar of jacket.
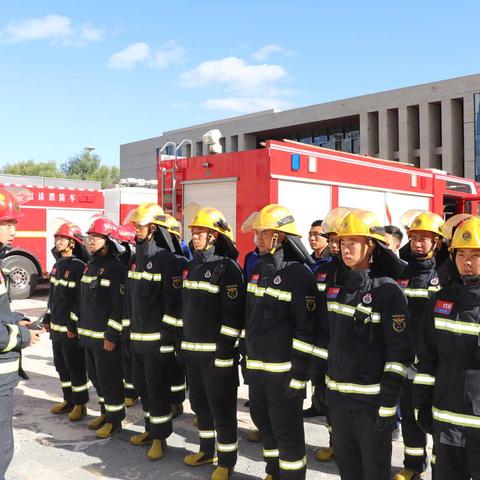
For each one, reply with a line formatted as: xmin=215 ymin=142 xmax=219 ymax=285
xmin=257 ymin=247 xmax=285 ymax=276
xmin=135 ymin=236 xmax=163 ymax=261
xmin=343 ymin=268 xmax=370 ymax=292
xmin=451 ymin=277 xmax=480 ymax=307
xmin=193 ymin=245 xmax=222 ymax=264
xmin=408 ymin=255 xmax=436 ymax=274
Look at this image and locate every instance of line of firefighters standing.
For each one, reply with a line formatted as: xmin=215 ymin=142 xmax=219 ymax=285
xmin=34 ymin=199 xmax=480 ymax=480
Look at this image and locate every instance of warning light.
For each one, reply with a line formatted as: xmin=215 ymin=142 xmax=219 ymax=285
xmin=291 ymin=154 xmax=300 ymax=171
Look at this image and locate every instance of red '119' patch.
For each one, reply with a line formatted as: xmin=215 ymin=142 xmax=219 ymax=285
xmin=433 ymin=300 xmax=454 ymax=315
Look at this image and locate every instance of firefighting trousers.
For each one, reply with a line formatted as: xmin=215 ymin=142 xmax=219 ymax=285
xmin=132 ymin=351 xmax=173 ymax=440
xmin=433 ymin=431 xmax=480 ymax=480
xmin=52 ymin=338 xmax=89 ymax=405
xmin=85 ymin=346 xmax=125 ymax=424
xmin=399 ymin=378 xmax=428 ymax=472
xmin=121 ymin=339 xmax=137 ymax=400
xmin=249 ymin=373 xmax=306 ymax=480
xmin=329 ymin=406 xmax=392 ymax=480
xmin=168 ymin=355 xmax=186 ymax=405
xmin=0 ymin=389 xmax=13 ymax=480
xmin=185 ymin=360 xmax=238 ymax=468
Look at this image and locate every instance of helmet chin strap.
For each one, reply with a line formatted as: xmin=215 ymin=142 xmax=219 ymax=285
xmin=411 ymin=236 xmax=440 ymax=260
xmin=269 ymin=233 xmax=279 ymax=255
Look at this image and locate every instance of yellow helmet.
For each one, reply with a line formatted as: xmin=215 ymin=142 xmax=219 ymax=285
xmin=407 ymin=211 xmax=444 ymax=238
xmin=450 ymin=216 xmax=480 ymax=250
xmin=188 ymin=207 xmax=233 ymax=240
xmin=124 ymin=202 xmax=167 ymax=227
xmin=251 ymin=204 xmax=300 ymax=236
xmin=240 ymin=212 xmax=259 ymax=234
xmin=337 ymin=209 xmax=386 ymax=243
xmin=164 ymin=214 xmax=182 ymax=238
xmin=322 ymin=207 xmax=353 ymax=235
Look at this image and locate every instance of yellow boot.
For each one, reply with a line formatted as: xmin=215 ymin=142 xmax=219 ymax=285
xmin=87 ymin=414 xmax=106 ymax=430
xmin=246 ymin=429 xmax=262 ymax=442
xmin=147 ymin=439 xmax=166 ymax=460
xmin=130 ymin=431 xmax=152 ymax=446
xmin=211 ymin=466 xmax=231 ymax=480
xmin=95 ymin=422 xmax=122 ymax=439
xmin=314 ymin=446 xmax=334 ymax=461
xmin=125 ymin=397 xmax=137 ymax=408
xmin=50 ymin=400 xmax=73 ymax=414
xmin=393 ymin=469 xmax=424 ymax=480
xmin=184 ymin=451 xmax=216 ymax=466
xmin=68 ymin=404 xmax=87 ymax=421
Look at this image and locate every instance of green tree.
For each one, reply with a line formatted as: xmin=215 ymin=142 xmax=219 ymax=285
xmin=92 ymin=165 xmax=120 ymax=189
xmin=61 ymin=151 xmax=101 ymax=179
xmin=1 ymin=160 xmax=64 ymax=177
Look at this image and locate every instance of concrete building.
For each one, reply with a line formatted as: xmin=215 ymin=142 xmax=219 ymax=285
xmin=120 ymin=73 xmax=480 ymax=181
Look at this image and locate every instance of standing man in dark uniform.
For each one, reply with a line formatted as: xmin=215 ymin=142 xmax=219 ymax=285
xmin=245 ymin=204 xmax=317 ymax=480
xmin=67 ymin=216 xmax=126 ymax=439
xmin=181 ymin=207 xmax=245 ymax=480
xmin=45 ymin=220 xmax=89 ymax=421
xmin=0 ymin=188 xmax=43 ymax=480
xmin=394 ymin=211 xmax=444 ymax=480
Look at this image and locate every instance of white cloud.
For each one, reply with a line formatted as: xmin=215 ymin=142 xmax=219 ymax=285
xmin=179 ymin=56 xmax=286 ymax=92
xmin=108 ymin=40 xmax=185 ymax=70
xmin=253 ymin=43 xmax=289 ymax=61
xmin=203 ymin=96 xmax=291 ymax=113
xmin=1 ymin=14 xmax=104 ymax=46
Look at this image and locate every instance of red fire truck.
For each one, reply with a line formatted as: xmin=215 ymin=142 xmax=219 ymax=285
xmin=157 ymin=139 xmax=479 ymax=259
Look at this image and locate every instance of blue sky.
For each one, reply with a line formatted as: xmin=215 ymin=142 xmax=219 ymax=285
xmin=1 ymin=0 xmax=479 ymax=168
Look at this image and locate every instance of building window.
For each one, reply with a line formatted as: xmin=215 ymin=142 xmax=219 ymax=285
xmin=475 ymin=94 xmax=480 ymax=180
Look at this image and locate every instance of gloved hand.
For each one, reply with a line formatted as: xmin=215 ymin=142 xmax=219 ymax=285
xmin=416 ymin=405 xmax=434 ymax=434
xmin=374 ymin=407 xmax=397 ymax=431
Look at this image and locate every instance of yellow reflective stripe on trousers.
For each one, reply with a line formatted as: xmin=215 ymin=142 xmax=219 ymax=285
xmin=150 ymin=413 xmax=172 ymax=424
xmin=199 ymin=430 xmax=216 ymax=438
xmin=265 ymin=287 xmax=292 ymax=302
xmin=160 ymin=346 xmax=174 ymax=353
xmin=217 ymin=441 xmax=238 ymax=452
xmin=220 ymin=325 xmax=240 ymax=338
xmin=50 ymin=322 xmax=68 ymax=333
xmin=289 ymin=378 xmax=306 ymax=390
xmin=131 ymin=332 xmax=161 ymax=341
xmin=0 ymin=358 xmax=20 ymax=374
xmin=432 ymin=406 xmax=480 ymax=428
xmin=1 ymin=324 xmax=19 ymax=352
xmin=279 ymin=456 xmax=307 ymax=471
xmin=292 ymin=338 xmax=314 ymax=355
xmin=384 ymin=362 xmax=407 ymax=377
xmin=214 ymin=358 xmax=234 ymax=367
xmin=104 ymin=403 xmax=124 ymax=412
xmin=434 ymin=317 xmax=480 ymax=336
xmin=181 ymin=341 xmax=216 ymax=352
xmin=72 ymin=382 xmax=90 ymax=392
xmin=171 ymin=383 xmax=186 ymax=392
xmin=183 ymin=280 xmax=219 ymax=294
xmin=77 ymin=328 xmax=104 ymax=339
xmin=107 ymin=319 xmax=122 ymax=332
xmin=263 ymin=449 xmax=279 ymax=458
xmin=311 ymin=346 xmax=328 ymax=360
xmin=246 ymin=358 xmax=291 ymax=373
xmin=162 ymin=315 xmax=179 ymax=327
xmin=326 ymin=375 xmax=380 ymax=395
xmin=413 ymin=373 xmax=435 ymax=386
xmin=123 ymin=380 xmax=134 ymax=390
xmin=378 ymin=406 xmax=397 ymax=417
xmin=404 ymin=446 xmax=425 ymax=456
xmin=61 ymin=381 xmax=72 ymax=388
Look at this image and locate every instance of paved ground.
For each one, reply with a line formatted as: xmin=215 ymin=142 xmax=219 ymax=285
xmin=6 ymin=288 xmax=433 ymax=480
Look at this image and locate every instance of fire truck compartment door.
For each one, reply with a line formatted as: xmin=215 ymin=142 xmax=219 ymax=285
xmin=277 ymin=180 xmax=331 ymax=249
xmin=182 ymin=179 xmax=237 ymax=242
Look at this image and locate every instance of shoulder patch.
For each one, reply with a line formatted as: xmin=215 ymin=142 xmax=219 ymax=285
xmin=433 ymin=300 xmax=454 ymax=315
xmin=306 ymin=296 xmax=316 ymax=311
xmin=316 ymin=271 xmax=327 ymax=282
xmin=250 ymin=274 xmax=260 ymax=284
xmin=172 ymin=276 xmax=182 ymax=289
xmin=326 ymin=287 xmax=340 ymax=299
xmin=64 ymin=270 xmax=70 ymax=279
xmin=396 ymin=279 xmax=409 ymax=288
xmin=226 ymin=284 xmax=238 ymax=299
xmin=392 ymin=314 xmax=406 ymax=333
xmin=182 ymin=269 xmax=188 ymax=280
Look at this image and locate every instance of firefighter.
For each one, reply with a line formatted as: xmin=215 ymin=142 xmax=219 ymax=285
xmin=245 ymin=204 xmax=317 ymax=480
xmin=163 ymin=213 xmax=187 ymax=417
xmin=315 ymin=208 xmax=414 ymax=480
xmin=181 ymin=207 xmax=245 ymax=480
xmin=67 ymin=216 xmax=126 ymax=438
xmin=45 ymin=220 xmax=89 ymax=421
xmin=414 ymin=215 xmax=480 ymax=480
xmin=123 ymin=203 xmax=182 ymax=461
xmin=0 ymin=188 xmax=43 ymax=480
xmin=308 ymin=219 xmax=331 ymax=272
xmin=393 ymin=211 xmax=444 ymax=480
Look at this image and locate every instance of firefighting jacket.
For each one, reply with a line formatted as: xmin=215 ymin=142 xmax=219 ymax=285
xmin=317 ymin=268 xmax=414 ymax=414
xmin=396 ymin=256 xmax=440 ymax=339
xmin=45 ymin=256 xmax=85 ymax=341
xmin=181 ymin=246 xmax=245 ymax=365
xmin=124 ymin=237 xmax=182 ymax=355
xmin=0 ymin=267 xmax=30 ymax=393
xmin=68 ymin=253 xmax=126 ymax=349
xmin=414 ymin=279 xmax=480 ymax=440
xmin=245 ymin=247 xmax=318 ymax=390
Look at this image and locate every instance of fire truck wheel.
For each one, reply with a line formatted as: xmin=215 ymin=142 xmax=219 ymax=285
xmin=3 ymin=255 xmax=38 ymax=300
